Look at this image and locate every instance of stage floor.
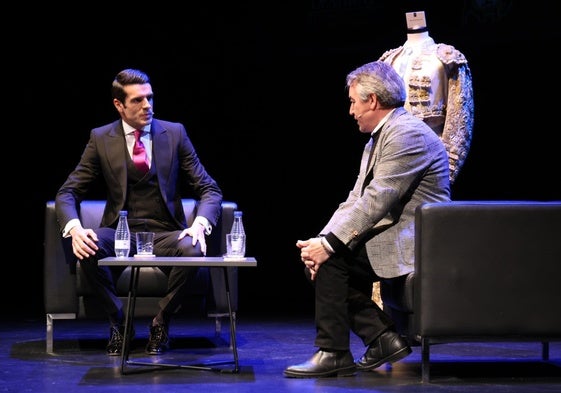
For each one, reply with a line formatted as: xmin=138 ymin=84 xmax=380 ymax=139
xmin=4 ymin=314 xmax=561 ymax=392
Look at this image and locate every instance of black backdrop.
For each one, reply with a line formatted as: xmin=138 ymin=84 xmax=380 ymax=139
xmin=8 ymin=1 xmax=561 ymax=320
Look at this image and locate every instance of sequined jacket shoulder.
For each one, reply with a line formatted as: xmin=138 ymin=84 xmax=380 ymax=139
xmin=379 ymin=42 xmax=474 ymax=183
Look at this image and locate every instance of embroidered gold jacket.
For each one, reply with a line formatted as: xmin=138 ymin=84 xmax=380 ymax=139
xmin=379 ymin=39 xmax=474 ymax=183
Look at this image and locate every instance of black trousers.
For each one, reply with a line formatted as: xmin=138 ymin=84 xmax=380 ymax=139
xmin=79 ymin=225 xmax=202 ymax=321
xmin=310 ymin=244 xmax=395 ymax=351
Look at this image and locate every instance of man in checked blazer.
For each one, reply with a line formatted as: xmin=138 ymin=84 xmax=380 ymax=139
xmin=284 ymin=61 xmax=451 ymax=379
xmin=55 ymin=68 xmax=223 ymax=356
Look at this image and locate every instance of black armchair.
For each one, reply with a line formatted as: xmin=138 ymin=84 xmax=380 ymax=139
xmin=380 ymin=200 xmax=561 ymax=382
xmin=43 ymin=199 xmax=238 ymax=354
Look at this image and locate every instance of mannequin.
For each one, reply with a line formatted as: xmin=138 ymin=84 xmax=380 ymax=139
xmin=379 ymin=11 xmax=474 ymax=184
xmin=372 ymin=11 xmax=474 ymax=310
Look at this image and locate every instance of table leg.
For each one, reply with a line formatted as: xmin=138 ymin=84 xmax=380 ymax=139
xmin=119 ymin=265 xmax=241 ymax=374
xmin=120 ymin=266 xmax=140 ymax=373
xmin=223 ymin=267 xmax=239 ymax=373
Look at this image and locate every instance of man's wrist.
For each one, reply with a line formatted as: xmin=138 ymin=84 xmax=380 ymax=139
xmin=62 ymin=218 xmax=81 ymax=238
xmin=319 ymin=236 xmax=334 ymax=256
xmin=193 ymin=216 xmax=212 ymax=235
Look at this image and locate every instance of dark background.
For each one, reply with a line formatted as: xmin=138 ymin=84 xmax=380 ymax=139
xmin=7 ymin=1 xmax=561 ymax=320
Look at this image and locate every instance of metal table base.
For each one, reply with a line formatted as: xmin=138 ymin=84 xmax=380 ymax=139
xmin=99 ymin=256 xmax=257 ymax=375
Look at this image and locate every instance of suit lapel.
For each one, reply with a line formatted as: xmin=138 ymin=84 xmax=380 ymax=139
xmin=105 ymin=122 xmax=128 ymax=198
xmin=361 ymin=134 xmax=379 ymax=195
xmin=151 ymin=120 xmax=172 ymax=198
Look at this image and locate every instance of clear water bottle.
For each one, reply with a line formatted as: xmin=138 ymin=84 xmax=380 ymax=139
xmin=228 ymin=210 xmax=246 ymax=257
xmin=114 ymin=210 xmax=131 ymax=258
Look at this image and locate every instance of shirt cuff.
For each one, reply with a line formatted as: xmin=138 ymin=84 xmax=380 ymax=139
xmin=320 ymin=236 xmax=335 ymax=255
xmin=193 ymin=216 xmax=212 ymax=235
xmin=62 ymin=218 xmax=81 ymax=238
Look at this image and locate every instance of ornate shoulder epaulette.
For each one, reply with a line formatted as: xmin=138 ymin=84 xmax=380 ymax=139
xmin=435 ymin=44 xmax=468 ymax=65
xmin=378 ymin=46 xmax=403 ymax=61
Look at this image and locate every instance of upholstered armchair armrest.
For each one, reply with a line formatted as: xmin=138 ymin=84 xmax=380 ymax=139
xmin=43 ymin=201 xmax=78 ymax=314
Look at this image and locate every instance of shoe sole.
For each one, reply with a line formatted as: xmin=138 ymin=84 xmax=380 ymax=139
xmin=145 ymin=349 xmax=169 ymax=355
xmin=356 ymin=346 xmax=412 ymax=371
xmin=283 ymin=365 xmax=357 ymax=378
xmin=145 ymin=343 xmax=170 ymax=355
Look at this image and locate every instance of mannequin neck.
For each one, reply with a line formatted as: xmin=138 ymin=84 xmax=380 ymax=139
xmin=405 ymin=30 xmax=431 ymax=46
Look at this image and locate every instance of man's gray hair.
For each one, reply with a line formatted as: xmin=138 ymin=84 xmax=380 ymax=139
xmin=346 ymin=61 xmax=406 ymax=108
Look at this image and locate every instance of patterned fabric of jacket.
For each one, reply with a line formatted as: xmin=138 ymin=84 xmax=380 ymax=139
xmin=379 ymin=38 xmax=474 ymax=183
xmin=320 ymin=107 xmax=451 ymax=278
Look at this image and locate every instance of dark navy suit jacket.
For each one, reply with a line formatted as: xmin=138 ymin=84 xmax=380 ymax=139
xmin=55 ymin=118 xmax=223 ymax=231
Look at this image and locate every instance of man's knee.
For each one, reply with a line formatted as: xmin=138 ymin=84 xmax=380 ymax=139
xmin=176 ymin=237 xmax=203 ymax=257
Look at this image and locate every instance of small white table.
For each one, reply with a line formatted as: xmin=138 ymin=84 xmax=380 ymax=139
xmin=99 ymin=256 xmax=257 ymax=375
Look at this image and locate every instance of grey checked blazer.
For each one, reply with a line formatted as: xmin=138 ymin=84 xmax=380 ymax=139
xmin=321 ymin=107 xmax=451 ymax=278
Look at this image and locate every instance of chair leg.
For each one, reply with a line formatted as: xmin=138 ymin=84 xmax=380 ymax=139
xmin=421 ymin=337 xmax=430 ymax=383
xmin=46 ymin=313 xmax=76 ymax=354
xmin=208 ymin=312 xmax=236 ymax=349
xmin=542 ymin=341 xmax=550 ymax=361
xmin=208 ymin=312 xmax=230 ymax=336
xmin=215 ymin=316 xmax=222 ymax=336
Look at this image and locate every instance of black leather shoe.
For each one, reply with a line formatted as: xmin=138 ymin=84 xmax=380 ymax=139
xmin=356 ymin=331 xmax=412 ymax=371
xmin=106 ymin=325 xmax=135 ymax=356
xmin=146 ymin=324 xmax=170 ymax=355
xmin=284 ymin=349 xmax=356 ymax=378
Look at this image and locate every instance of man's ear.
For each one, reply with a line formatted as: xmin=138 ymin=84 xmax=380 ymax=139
xmin=113 ymin=98 xmax=124 ymax=112
xmin=369 ymin=94 xmax=378 ymax=110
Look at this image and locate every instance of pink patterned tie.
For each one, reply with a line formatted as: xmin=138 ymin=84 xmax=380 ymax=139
xmin=133 ymin=130 xmax=149 ymax=174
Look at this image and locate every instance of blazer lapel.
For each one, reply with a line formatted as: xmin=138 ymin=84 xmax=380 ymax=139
xmin=105 ymin=122 xmax=128 ymax=198
xmin=151 ymin=120 xmax=172 ymax=200
xmin=361 ymin=134 xmax=379 ymax=195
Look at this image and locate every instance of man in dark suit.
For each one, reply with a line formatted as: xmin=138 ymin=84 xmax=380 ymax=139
xmin=55 ymin=68 xmax=223 ymax=356
xmin=284 ymin=61 xmax=451 ymax=378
